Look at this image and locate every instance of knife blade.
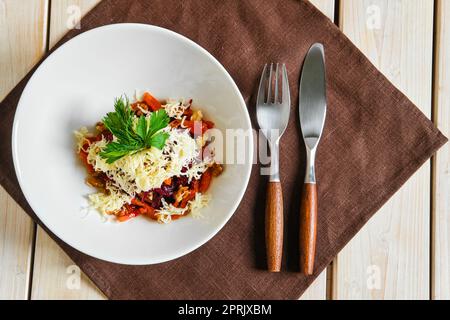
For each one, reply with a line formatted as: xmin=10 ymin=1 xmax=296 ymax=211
xmin=298 ymin=43 xmax=327 ymax=275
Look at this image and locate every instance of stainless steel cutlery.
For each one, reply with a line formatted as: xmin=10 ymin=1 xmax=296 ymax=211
xmin=257 ymin=43 xmax=326 ymax=274
xmin=256 ymin=63 xmax=290 ymax=272
xmin=298 ymin=43 xmax=327 ymax=275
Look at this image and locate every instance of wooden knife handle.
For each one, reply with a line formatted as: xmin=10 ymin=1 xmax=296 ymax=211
xmin=299 ymin=183 xmax=318 ymax=275
xmin=265 ymin=181 xmax=283 ymax=272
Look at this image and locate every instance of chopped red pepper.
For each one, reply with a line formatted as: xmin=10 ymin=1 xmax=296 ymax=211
xmin=143 ymin=92 xmax=162 ymax=111
xmin=131 ymin=198 xmax=157 ymax=219
xmin=180 ymin=189 xmax=196 ymax=208
xmin=204 ymin=120 xmax=215 ymax=129
xmin=169 ymin=119 xmax=181 ymax=128
xmin=191 ymin=179 xmax=199 ymax=193
xmin=79 ymin=150 xmax=94 ymax=173
xmin=183 ymin=120 xmax=211 ymax=136
xmin=199 ymin=169 xmax=212 ymax=193
xmin=117 ymin=213 xmax=136 ymax=222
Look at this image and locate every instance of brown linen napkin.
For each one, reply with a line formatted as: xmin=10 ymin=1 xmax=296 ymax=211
xmin=0 ymin=0 xmax=447 ymax=299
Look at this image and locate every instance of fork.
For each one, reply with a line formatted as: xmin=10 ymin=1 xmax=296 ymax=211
xmin=256 ymin=63 xmax=291 ymax=272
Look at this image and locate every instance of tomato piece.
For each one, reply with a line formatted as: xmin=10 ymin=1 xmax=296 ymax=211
xmin=180 ymin=190 xmax=196 ymax=208
xmin=183 ymin=120 xmax=209 ymax=136
xmin=199 ymin=169 xmax=212 ymax=193
xmin=131 ymin=198 xmax=146 ymax=207
xmin=79 ymin=150 xmax=88 ymax=163
xmin=145 ymin=206 xmax=157 ymax=220
xmin=117 ymin=209 xmax=138 ymax=222
xmin=131 ymin=198 xmax=157 ymax=219
xmin=204 ymin=120 xmax=215 ymax=129
xmin=79 ymin=151 xmax=94 ymax=173
xmin=117 ymin=214 xmax=133 ymax=222
xmin=169 ymin=120 xmax=181 ymax=128
xmin=143 ymin=92 xmax=162 ymax=111
xmin=183 ymin=108 xmax=193 ymax=118
xmin=191 ymin=179 xmax=199 ymax=193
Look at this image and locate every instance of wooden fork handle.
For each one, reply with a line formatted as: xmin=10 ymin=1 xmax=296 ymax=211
xmin=299 ymin=183 xmax=317 ymax=275
xmin=265 ymin=181 xmax=283 ymax=272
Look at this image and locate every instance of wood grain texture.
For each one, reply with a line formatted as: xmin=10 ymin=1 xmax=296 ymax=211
xmin=265 ymin=182 xmax=284 ymax=272
xmin=0 ymin=0 xmax=48 ymax=299
xmin=334 ymin=0 xmax=433 ymax=300
xmin=299 ymin=0 xmax=335 ymax=300
xmin=48 ymin=0 xmax=100 ymax=47
xmin=0 ymin=187 xmax=35 ymax=300
xmin=299 ymin=183 xmax=318 ymax=275
xmin=4 ymin=0 xmax=445 ymax=300
xmin=30 ymin=0 xmax=104 ymax=300
xmin=30 ymin=228 xmax=105 ymax=300
xmin=309 ymin=0 xmax=335 ymax=21
xmin=432 ymin=0 xmax=450 ymax=300
xmin=0 ymin=0 xmax=48 ymax=98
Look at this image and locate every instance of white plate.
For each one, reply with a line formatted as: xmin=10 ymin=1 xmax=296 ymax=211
xmin=12 ymin=24 xmax=253 ymax=265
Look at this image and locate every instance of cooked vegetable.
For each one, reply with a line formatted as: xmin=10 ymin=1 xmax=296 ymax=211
xmin=199 ymin=169 xmax=212 ymax=193
xmin=143 ymin=92 xmax=162 ymax=111
xmin=75 ymin=92 xmax=223 ymax=224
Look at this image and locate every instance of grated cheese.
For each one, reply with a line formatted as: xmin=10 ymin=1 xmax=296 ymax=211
xmin=163 ymin=99 xmax=190 ymax=120
xmin=84 ymin=126 xmax=209 ymax=197
xmin=78 ymin=97 xmax=216 ymax=221
xmin=74 ymin=127 xmax=92 ymax=152
xmin=155 ymin=193 xmax=211 ymax=223
xmin=88 ymin=184 xmax=132 ymax=215
xmin=188 ymin=193 xmax=211 ymax=218
xmin=156 ymin=198 xmax=189 ymax=224
xmin=82 ymin=125 xmax=211 ymax=218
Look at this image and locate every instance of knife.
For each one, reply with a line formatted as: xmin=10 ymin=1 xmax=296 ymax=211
xmin=298 ymin=43 xmax=327 ymax=275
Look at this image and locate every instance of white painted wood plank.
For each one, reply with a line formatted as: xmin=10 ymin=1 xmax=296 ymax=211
xmin=0 ymin=0 xmax=48 ymax=300
xmin=31 ymin=228 xmax=105 ymax=299
xmin=0 ymin=0 xmax=48 ymax=98
xmin=48 ymin=0 xmax=99 ymax=47
xmin=0 ymin=186 xmax=35 ymax=300
xmin=432 ymin=0 xmax=450 ymax=301
xmin=333 ymin=0 xmax=433 ymax=300
xmin=300 ymin=0 xmax=335 ymax=300
xmin=309 ymin=0 xmax=335 ymax=21
xmin=30 ymin=0 xmax=105 ymax=300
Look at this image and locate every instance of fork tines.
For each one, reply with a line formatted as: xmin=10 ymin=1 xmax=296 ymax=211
xmin=257 ymin=63 xmax=289 ymax=105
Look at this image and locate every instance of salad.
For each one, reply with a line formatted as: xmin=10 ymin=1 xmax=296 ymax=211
xmin=75 ymin=92 xmax=222 ymax=223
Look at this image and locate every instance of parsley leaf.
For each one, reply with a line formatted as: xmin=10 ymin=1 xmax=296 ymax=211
xmin=100 ymin=142 xmax=142 ymax=164
xmin=99 ymin=96 xmax=170 ymax=163
xmin=135 ymin=115 xmax=148 ymax=142
xmin=102 ymin=97 xmax=136 ymax=144
xmin=145 ymin=109 xmax=170 ymax=144
xmin=148 ymin=131 xmax=170 ymax=149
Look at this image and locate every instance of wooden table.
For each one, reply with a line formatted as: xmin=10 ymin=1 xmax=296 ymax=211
xmin=0 ymin=0 xmax=448 ymax=300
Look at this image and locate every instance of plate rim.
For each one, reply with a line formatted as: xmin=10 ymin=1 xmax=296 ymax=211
xmin=11 ymin=23 xmax=254 ymax=265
